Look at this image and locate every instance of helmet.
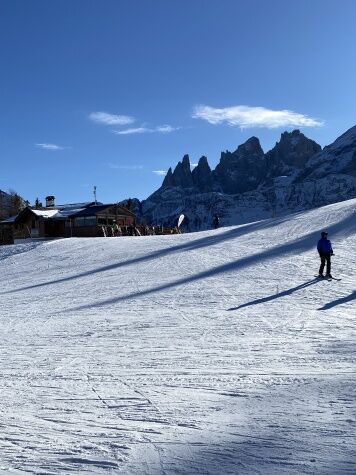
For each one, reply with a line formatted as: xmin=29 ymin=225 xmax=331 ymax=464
xmin=321 ymin=231 xmax=328 ymax=238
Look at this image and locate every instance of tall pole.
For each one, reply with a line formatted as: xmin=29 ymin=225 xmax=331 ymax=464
xmin=93 ymin=186 xmax=97 ymax=205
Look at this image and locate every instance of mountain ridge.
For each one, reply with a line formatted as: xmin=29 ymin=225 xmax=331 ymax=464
xmin=139 ymin=125 xmax=356 ymax=229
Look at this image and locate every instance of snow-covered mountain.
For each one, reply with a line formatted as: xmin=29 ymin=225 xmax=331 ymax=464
xmin=1 ymin=198 xmax=355 ymax=473
xmin=141 ymin=126 xmax=356 ymax=229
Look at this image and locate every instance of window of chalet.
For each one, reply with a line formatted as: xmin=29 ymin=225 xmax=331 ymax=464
xmin=74 ymin=216 xmax=97 ymax=227
xmin=85 ymin=216 xmax=97 ymax=226
xmin=74 ymin=217 xmax=85 ymax=227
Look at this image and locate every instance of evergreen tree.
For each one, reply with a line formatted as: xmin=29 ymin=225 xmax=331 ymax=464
xmin=34 ymin=198 xmax=43 ymax=209
xmin=9 ymin=190 xmax=26 ymax=215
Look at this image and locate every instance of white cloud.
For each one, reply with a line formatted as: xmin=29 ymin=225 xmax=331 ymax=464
xmin=114 ymin=124 xmax=180 ymax=135
xmin=192 ymin=105 xmax=324 ymax=129
xmin=156 ymin=125 xmax=180 ymax=133
xmin=114 ymin=127 xmax=151 ymax=135
xmin=153 ymin=170 xmax=167 ymax=176
xmin=191 ymin=163 xmax=198 ymax=168
xmin=89 ymin=111 xmax=135 ymax=126
xmin=35 ymin=143 xmax=65 ymax=151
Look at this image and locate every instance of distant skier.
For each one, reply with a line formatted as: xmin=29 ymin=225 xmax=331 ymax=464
xmin=317 ymin=231 xmax=334 ymax=278
xmin=213 ymin=215 xmax=220 ymax=229
xmin=112 ymin=220 xmax=119 ymax=237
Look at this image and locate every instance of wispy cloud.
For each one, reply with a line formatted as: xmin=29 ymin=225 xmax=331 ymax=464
xmin=114 ymin=124 xmax=180 ymax=135
xmin=192 ymin=105 xmax=324 ymax=129
xmin=35 ymin=143 xmax=66 ymax=151
xmin=108 ymin=163 xmax=144 ymax=170
xmin=89 ymin=111 xmax=135 ymax=126
xmin=114 ymin=127 xmax=151 ymax=135
xmin=153 ymin=170 xmax=167 ymax=176
xmin=155 ymin=125 xmax=179 ymax=133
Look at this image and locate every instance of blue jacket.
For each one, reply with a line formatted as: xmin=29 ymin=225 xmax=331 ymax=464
xmin=317 ymin=238 xmax=333 ymax=254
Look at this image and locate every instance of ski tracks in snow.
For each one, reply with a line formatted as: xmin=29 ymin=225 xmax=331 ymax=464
xmin=0 ymin=200 xmax=355 ymax=473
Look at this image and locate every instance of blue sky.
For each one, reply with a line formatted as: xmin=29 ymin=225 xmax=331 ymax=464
xmin=1 ymin=0 xmax=355 ymax=204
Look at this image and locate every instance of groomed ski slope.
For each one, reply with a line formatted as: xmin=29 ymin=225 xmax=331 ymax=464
xmin=0 ymin=199 xmax=355 ymax=475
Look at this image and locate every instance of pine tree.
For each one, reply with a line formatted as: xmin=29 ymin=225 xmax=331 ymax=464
xmin=9 ymin=190 xmax=26 ymax=215
xmin=34 ymin=198 xmax=43 ymax=209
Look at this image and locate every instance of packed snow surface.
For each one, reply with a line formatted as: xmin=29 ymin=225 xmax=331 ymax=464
xmin=1 ymin=199 xmax=355 ymax=474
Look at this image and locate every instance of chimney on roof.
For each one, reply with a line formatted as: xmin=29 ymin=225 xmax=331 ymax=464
xmin=46 ymin=195 xmax=55 ymax=207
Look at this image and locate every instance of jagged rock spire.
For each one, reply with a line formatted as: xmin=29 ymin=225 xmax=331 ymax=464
xmin=213 ymin=136 xmax=265 ymax=194
xmin=192 ymin=156 xmax=212 ymax=192
xmin=172 ymin=154 xmax=194 ymax=188
xmin=265 ymin=129 xmax=321 ymax=174
xmin=162 ymin=167 xmax=174 ymax=188
xmin=153 ymin=129 xmax=329 ymax=198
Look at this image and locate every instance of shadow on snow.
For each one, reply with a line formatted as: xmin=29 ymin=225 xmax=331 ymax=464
xmin=227 ymin=278 xmax=321 ymax=311
xmin=2 ymin=212 xmax=309 ymax=295
xmin=60 ymin=212 xmax=355 ymax=314
xmin=318 ymin=290 xmax=356 ymax=310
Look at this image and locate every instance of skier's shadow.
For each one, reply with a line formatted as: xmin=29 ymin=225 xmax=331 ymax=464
xmin=227 ymin=278 xmax=321 ymax=311
xmin=318 ymin=290 xmax=356 ymax=310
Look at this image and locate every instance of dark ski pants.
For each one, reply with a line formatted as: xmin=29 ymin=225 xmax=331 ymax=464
xmin=319 ymin=252 xmax=331 ymax=275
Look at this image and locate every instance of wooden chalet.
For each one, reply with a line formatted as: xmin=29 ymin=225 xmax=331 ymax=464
xmin=0 ymin=199 xmax=136 ymax=243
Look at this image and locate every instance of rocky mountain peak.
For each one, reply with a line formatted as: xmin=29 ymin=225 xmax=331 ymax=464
xmin=324 ymin=124 xmax=356 ymax=152
xmin=182 ymin=154 xmax=190 ymax=167
xmin=301 ymin=124 xmax=356 ymax=179
xmin=192 ymin=156 xmax=212 ymax=192
xmin=162 ymin=167 xmax=174 ymax=188
xmin=171 ymin=154 xmax=194 ymax=188
xmin=266 ymin=129 xmax=321 ymax=174
xmin=143 ymin=124 xmax=356 ymax=227
xmin=197 ymin=155 xmax=209 ymax=166
xmin=213 ymin=137 xmax=266 ymax=194
xmin=235 ymin=136 xmax=264 ymax=156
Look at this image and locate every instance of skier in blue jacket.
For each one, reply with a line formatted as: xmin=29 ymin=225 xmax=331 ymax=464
xmin=317 ymin=231 xmax=334 ymax=278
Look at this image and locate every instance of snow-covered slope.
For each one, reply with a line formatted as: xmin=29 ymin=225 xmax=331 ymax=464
xmin=1 ymin=199 xmax=355 ymax=474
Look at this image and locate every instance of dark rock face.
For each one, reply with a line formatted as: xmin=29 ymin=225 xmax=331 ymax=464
xmin=171 ymin=154 xmax=194 ymax=188
xmin=213 ymin=137 xmax=265 ymax=193
xmin=162 ymin=167 xmax=174 ymax=188
xmin=265 ymin=129 xmax=321 ymax=176
xmin=151 ymin=132 xmax=322 ymax=198
xmin=192 ymin=156 xmax=212 ymax=192
xmin=141 ymin=126 xmax=356 ymax=229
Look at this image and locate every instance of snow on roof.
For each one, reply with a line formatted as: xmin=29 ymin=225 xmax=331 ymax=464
xmin=0 ymin=215 xmax=17 ymax=224
xmin=51 ymin=201 xmax=101 ymax=210
xmin=53 ymin=208 xmax=86 ymax=219
xmin=31 ymin=209 xmax=59 ymax=218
